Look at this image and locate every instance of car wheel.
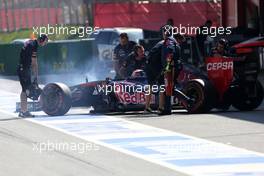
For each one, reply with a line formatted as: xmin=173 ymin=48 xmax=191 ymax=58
xmin=216 ymin=89 xmax=232 ymax=111
xmin=183 ymin=80 xmax=215 ymax=113
xmin=232 ymin=80 xmax=264 ymax=111
xmin=40 ymin=83 xmax=72 ymax=116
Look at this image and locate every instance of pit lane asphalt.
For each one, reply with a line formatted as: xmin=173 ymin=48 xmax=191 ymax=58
xmin=0 ymin=76 xmax=264 ymax=176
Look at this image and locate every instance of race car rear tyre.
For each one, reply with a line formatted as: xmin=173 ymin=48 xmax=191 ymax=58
xmin=232 ymin=80 xmax=264 ymax=111
xmin=215 ymin=89 xmax=232 ymax=111
xmin=183 ymin=80 xmax=215 ymax=113
xmin=40 ymin=83 xmax=72 ymax=116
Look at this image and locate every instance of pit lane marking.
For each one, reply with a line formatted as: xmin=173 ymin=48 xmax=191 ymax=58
xmin=26 ymin=116 xmax=264 ymax=176
xmin=1 ymin=90 xmax=264 ymax=176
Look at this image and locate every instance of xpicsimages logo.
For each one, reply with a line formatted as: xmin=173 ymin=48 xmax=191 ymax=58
xmin=32 ymin=24 xmax=100 ymax=38
xmin=33 ymin=141 xmax=100 ymax=154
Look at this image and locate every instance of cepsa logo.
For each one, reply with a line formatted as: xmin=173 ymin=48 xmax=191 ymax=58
xmin=207 ymin=61 xmax=233 ymax=71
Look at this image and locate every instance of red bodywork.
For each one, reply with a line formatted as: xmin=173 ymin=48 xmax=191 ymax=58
xmin=233 ymin=37 xmax=264 ymax=54
xmin=205 ymin=37 xmax=264 ymax=100
xmin=206 ymin=57 xmax=233 ymax=99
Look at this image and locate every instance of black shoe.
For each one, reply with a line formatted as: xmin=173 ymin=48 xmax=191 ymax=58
xmin=18 ymin=111 xmax=35 ymax=118
xmin=157 ymin=108 xmax=171 ymax=116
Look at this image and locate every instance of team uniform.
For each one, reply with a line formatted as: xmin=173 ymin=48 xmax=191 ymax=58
xmin=161 ymin=36 xmax=182 ymax=82
xmin=161 ymin=36 xmax=180 ymax=113
xmin=17 ymin=40 xmax=38 ymax=92
xmin=146 ymin=36 xmax=192 ymax=114
xmin=120 ymin=52 xmax=146 ymax=78
xmin=113 ymin=41 xmax=136 ymax=78
xmin=145 ymin=41 xmax=163 ymax=85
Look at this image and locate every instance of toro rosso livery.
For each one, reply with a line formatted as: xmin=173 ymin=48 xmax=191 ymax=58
xmin=17 ymin=37 xmax=264 ymax=116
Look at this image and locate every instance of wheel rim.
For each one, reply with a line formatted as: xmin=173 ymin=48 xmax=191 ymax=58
xmin=184 ymin=83 xmax=204 ymax=112
xmin=42 ymin=85 xmax=64 ymax=114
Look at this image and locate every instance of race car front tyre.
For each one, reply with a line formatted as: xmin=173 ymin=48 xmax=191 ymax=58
xmin=232 ymin=80 xmax=264 ymax=111
xmin=40 ymin=83 xmax=72 ymax=116
xmin=183 ymin=80 xmax=215 ymax=113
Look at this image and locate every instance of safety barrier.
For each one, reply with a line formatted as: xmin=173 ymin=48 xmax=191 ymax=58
xmin=0 ymin=44 xmax=21 ymax=75
xmin=0 ymin=39 xmax=98 ymax=75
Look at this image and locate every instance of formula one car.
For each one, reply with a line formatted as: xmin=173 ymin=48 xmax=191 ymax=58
xmin=16 ymin=37 xmax=264 ymax=116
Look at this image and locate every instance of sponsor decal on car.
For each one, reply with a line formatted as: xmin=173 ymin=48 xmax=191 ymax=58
xmin=206 ymin=61 xmax=233 ymax=71
xmin=115 ymin=91 xmax=155 ymax=105
xmin=206 ymin=57 xmax=234 ymax=96
xmin=118 ymin=92 xmax=146 ymax=104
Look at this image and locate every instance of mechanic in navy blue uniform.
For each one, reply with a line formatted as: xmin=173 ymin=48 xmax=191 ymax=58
xmin=156 ymin=26 xmax=193 ymax=115
xmin=159 ymin=18 xmax=174 ymax=39
xmin=17 ymin=34 xmax=48 ymax=117
xmin=159 ymin=25 xmax=180 ymax=115
xmin=196 ymin=20 xmax=212 ymax=58
xmin=145 ymin=41 xmax=163 ymax=82
xmin=113 ymin=33 xmax=136 ymax=79
xmin=119 ymin=44 xmax=146 ymax=78
xmin=144 ymin=39 xmax=163 ymax=113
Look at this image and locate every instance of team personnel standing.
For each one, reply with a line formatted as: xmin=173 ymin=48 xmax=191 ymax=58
xmin=144 ymin=39 xmax=163 ymax=113
xmin=113 ymin=33 xmax=136 ymax=79
xmin=147 ymin=26 xmax=193 ymax=115
xmin=160 ymin=18 xmax=174 ymax=38
xmin=17 ymin=34 xmax=48 ymax=117
xmin=158 ymin=25 xmax=181 ymax=115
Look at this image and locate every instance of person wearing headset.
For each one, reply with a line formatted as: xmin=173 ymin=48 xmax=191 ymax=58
xmin=17 ymin=34 xmax=48 ymax=117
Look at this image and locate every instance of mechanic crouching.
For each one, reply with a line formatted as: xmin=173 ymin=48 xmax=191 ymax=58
xmin=17 ymin=34 xmax=48 ymax=117
xmin=113 ymin=33 xmax=136 ymax=79
xmin=119 ymin=44 xmax=146 ymax=78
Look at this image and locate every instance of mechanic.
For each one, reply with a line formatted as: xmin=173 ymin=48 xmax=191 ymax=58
xmin=158 ymin=26 xmax=193 ymax=115
xmin=160 ymin=18 xmax=174 ymax=38
xmin=17 ymin=34 xmax=48 ymax=117
xmin=159 ymin=25 xmax=180 ymax=115
xmin=196 ymin=20 xmax=213 ymax=58
xmin=119 ymin=44 xmax=146 ymax=78
xmin=210 ymin=38 xmax=229 ymax=57
xmin=144 ymin=37 xmax=163 ymax=113
xmin=113 ymin=33 xmax=136 ymax=79
xmin=173 ymin=33 xmax=186 ymax=76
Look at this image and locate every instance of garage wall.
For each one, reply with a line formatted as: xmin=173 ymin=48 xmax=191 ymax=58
xmin=94 ymin=2 xmax=221 ymax=31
